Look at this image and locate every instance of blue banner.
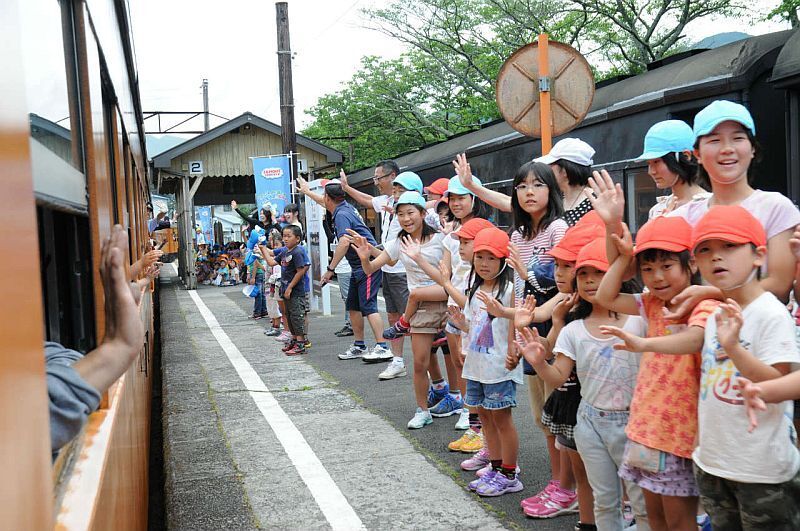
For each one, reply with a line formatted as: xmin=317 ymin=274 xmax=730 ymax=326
xmin=252 ymin=155 xmax=291 ymax=219
xmin=195 ymin=206 xmax=214 ymax=246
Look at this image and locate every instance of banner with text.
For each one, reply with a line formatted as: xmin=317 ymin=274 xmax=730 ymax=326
xmin=194 ymin=206 xmax=214 ymax=246
xmin=252 ymin=155 xmax=291 ymax=219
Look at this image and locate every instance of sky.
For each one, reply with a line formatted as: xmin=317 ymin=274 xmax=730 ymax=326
xmin=129 ymin=0 xmax=791 ymax=142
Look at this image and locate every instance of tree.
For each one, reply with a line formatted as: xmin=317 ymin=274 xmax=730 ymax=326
xmin=765 ymin=0 xmax=799 ymax=27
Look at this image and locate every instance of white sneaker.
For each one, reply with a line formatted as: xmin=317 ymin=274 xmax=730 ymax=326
xmin=378 ymin=361 xmax=407 ymax=380
xmin=338 ymin=344 xmax=367 ymax=360
xmin=407 ymin=407 xmax=433 ymax=429
xmin=362 ymin=344 xmax=393 ymax=364
xmin=455 ymin=409 xmax=470 ymax=430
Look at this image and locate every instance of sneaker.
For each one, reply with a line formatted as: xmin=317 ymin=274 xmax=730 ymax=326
xmin=521 ymin=480 xmax=560 ymax=508
xmin=427 ymin=385 xmax=449 ymax=409
xmin=455 ymin=409 xmax=470 ymax=430
xmin=282 ymin=341 xmax=296 ymax=352
xmin=382 ymin=320 xmax=410 ymax=340
xmin=334 ymin=325 xmax=354 ymax=337
xmin=407 ymin=407 xmax=432 ymax=429
xmin=304 ymin=339 xmax=312 ymax=349
xmin=275 ymin=331 xmax=293 ymax=343
xmin=459 ymin=430 xmax=484 ymax=453
xmin=285 ymin=343 xmax=306 ymax=356
xmin=264 ymin=328 xmax=281 ymax=337
xmin=469 ymin=469 xmax=496 ymax=491
xmin=430 ymin=393 xmax=463 ymax=417
xmin=448 ymin=430 xmax=479 ymax=452
xmin=378 ymin=361 xmax=407 ymax=380
xmin=460 ymin=447 xmax=490 ymax=471
xmin=523 ymin=488 xmax=578 ymax=518
xmin=476 ymin=472 xmax=524 ymax=497
xmin=338 ymin=344 xmax=367 ymax=360
xmin=253 ymin=314 xmax=264 ymax=320
xmin=362 ymin=344 xmax=393 ymax=363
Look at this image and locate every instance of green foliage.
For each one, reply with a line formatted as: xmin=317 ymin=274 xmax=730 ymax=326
xmin=764 ymin=0 xmax=799 ymax=27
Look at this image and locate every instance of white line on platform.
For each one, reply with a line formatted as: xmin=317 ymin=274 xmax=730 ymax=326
xmin=187 ymin=290 xmax=365 ymax=531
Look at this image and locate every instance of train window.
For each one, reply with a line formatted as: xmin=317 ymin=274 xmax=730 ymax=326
xmin=484 ymin=180 xmax=513 ymax=229
xmin=625 ymin=166 xmax=658 ymax=232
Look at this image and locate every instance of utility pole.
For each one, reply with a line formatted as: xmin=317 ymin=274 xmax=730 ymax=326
xmin=202 ymin=78 xmax=209 ymax=132
xmin=348 ymin=122 xmax=354 ymax=171
xmin=276 ymin=2 xmax=297 ymax=183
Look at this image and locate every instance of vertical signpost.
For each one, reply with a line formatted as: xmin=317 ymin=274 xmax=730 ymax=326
xmin=303 ymin=180 xmax=330 ymax=315
xmin=538 ymin=34 xmax=553 ymax=155
xmin=251 ymin=154 xmax=292 ymax=217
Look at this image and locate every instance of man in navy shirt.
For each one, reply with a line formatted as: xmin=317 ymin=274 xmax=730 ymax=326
xmin=300 ymin=179 xmax=390 ymax=361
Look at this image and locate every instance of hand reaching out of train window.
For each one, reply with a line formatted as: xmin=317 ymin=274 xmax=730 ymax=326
xmin=73 ymin=225 xmax=145 ymax=394
xmin=130 ymin=249 xmax=163 ymax=278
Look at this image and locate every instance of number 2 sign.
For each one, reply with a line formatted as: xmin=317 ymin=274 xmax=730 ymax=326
xmin=189 ymin=161 xmax=203 ymax=174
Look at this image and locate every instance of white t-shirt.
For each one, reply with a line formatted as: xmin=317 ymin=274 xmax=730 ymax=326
xmin=555 ymin=316 xmax=645 ymax=411
xmin=649 ymin=191 xmax=712 ymax=219
xmin=693 ymin=291 xmax=800 ymax=483
xmin=372 ymin=195 xmax=405 ymax=274
xmin=462 ymin=283 xmax=523 ymax=385
xmin=385 ymin=232 xmax=446 ymax=290
xmin=668 ymin=190 xmax=800 ymax=273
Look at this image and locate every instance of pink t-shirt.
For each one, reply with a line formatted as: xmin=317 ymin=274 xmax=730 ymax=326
xmin=510 ymin=219 xmax=568 ymax=300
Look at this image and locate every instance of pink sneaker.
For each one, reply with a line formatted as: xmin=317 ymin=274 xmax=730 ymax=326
xmin=275 ymin=331 xmax=292 ymax=343
xmin=523 ymin=487 xmax=578 ymax=518
xmin=520 ymin=479 xmax=559 ymax=508
xmin=461 ymin=448 xmax=490 ymax=471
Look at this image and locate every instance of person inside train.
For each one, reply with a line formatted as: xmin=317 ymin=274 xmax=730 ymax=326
xmin=47 ymin=225 xmax=146 ymax=456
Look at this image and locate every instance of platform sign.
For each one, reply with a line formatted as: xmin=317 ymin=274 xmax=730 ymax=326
xmin=303 ymin=180 xmax=330 ymax=315
xmin=252 ymin=154 xmax=291 ymax=217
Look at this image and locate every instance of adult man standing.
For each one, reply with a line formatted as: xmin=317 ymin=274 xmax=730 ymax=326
xmin=298 ymin=179 xmax=391 ymax=362
xmin=339 ymin=161 xmax=409 ymax=380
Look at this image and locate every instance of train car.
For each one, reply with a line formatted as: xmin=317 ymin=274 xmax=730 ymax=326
xmin=1 ymin=0 xmax=154 ymax=529
xmin=345 ymin=30 xmax=800 ymax=233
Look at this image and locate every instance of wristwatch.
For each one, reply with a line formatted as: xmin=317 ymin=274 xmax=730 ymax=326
xmin=327 ymin=266 xmax=336 ymax=272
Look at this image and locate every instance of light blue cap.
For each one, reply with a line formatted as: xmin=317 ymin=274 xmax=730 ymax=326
xmin=396 ymin=191 xmax=427 ymax=208
xmin=392 ymin=171 xmax=424 ymax=194
xmin=445 ymin=175 xmax=482 ymax=196
xmin=693 ymin=100 xmax=756 ymax=138
xmin=636 ymin=120 xmax=694 ymax=161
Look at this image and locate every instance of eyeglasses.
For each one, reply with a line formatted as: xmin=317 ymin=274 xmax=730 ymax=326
xmin=514 ymin=182 xmax=548 ymax=192
xmin=372 ymin=173 xmax=393 ymax=182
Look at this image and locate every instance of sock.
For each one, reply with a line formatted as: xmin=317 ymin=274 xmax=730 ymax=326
xmin=501 ymin=464 xmax=517 ymax=479
xmin=490 ymin=459 xmax=502 ymax=471
xmin=354 ymin=340 xmax=366 ymax=348
xmin=393 ymin=356 xmax=404 ymax=365
xmin=377 ymin=341 xmax=388 ymax=348
xmin=397 ymin=315 xmax=410 ymax=328
xmin=432 ymin=379 xmax=446 ymax=391
xmin=468 ymin=413 xmax=481 ymax=432
xmin=449 ymin=389 xmax=461 ymax=398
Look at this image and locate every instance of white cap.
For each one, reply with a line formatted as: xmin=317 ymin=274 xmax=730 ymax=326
xmin=534 ymin=138 xmax=595 ymax=166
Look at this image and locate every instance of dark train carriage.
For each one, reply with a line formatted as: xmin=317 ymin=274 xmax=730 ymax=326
xmin=347 ymin=30 xmax=800 ymax=234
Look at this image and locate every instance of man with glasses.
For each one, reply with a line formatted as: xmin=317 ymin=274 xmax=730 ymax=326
xmin=339 ymin=160 xmax=410 ymax=379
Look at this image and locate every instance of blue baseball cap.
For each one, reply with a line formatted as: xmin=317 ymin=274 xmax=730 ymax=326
xmin=395 ymin=191 xmax=427 ymax=208
xmin=636 ymin=120 xmax=694 ymax=161
xmin=393 ymin=171 xmax=424 ymax=194
xmin=693 ymin=100 xmax=756 ymax=138
xmin=445 ymin=175 xmax=482 ymax=196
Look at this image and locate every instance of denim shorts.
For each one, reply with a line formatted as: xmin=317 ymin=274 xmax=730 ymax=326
xmin=464 ymin=379 xmax=517 ymax=410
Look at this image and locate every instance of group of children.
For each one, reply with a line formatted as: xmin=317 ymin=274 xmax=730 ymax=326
xmin=196 ymin=244 xmax=242 ymax=286
xmin=330 ymin=99 xmax=800 ymax=531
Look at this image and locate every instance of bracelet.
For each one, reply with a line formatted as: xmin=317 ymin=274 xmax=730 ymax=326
xmin=327 ymin=266 xmax=336 ymax=272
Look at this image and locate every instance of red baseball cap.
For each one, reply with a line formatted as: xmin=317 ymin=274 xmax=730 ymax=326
xmin=548 ymin=222 xmax=605 ymax=262
xmin=691 ymin=205 xmax=767 ymax=249
xmin=473 ymin=227 xmax=510 ymax=258
xmin=425 ymin=178 xmax=450 ymax=196
xmin=575 ymin=238 xmax=609 ymax=272
xmin=450 ymin=218 xmax=495 ymax=240
xmin=634 ymin=216 xmax=692 ymax=255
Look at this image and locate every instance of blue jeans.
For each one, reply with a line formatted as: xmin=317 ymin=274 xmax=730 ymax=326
xmin=574 ymin=402 xmax=650 ymax=531
xmin=253 ymin=274 xmax=266 ymax=316
xmin=337 ymin=271 xmax=351 ymax=326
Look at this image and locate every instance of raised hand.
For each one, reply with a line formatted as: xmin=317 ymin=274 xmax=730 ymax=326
xmin=552 ymin=292 xmax=578 ymax=325
xmin=448 ymin=304 xmax=467 ymax=330
xmin=505 ymin=349 xmax=521 ymax=371
xmin=716 ymin=298 xmax=744 ymax=351
xmin=350 ymin=235 xmax=371 ymax=261
xmin=514 ymin=295 xmax=538 ymax=329
xmin=506 ymin=243 xmax=528 ymax=280
xmin=599 ymin=325 xmax=647 ymax=352
xmin=296 ymin=175 xmax=310 ymax=193
xmin=400 ymin=235 xmax=422 ymax=262
xmin=339 ymin=169 xmax=349 ymax=188
xmin=437 ymin=259 xmax=452 ymax=287
xmin=453 ymin=153 xmax=476 ymax=190
xmin=101 ymin=225 xmax=144 ymax=353
xmin=514 ymin=326 xmax=547 ymax=366
xmin=737 ymin=376 xmax=767 ymax=432
xmin=477 ymin=290 xmax=508 ymax=318
xmin=610 ymin=222 xmax=635 ymax=258
xmin=586 ymin=169 xmax=625 ymax=227
xmin=790 ymin=225 xmax=800 ymax=261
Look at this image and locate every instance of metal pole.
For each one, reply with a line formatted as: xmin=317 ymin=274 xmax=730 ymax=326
xmin=202 ymin=79 xmax=209 ymax=132
xmin=276 ymin=2 xmax=298 ymax=183
xmin=538 ymin=34 xmax=553 ymax=155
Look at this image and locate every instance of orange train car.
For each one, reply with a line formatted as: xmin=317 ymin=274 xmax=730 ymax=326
xmin=1 ymin=0 xmax=155 ymax=529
